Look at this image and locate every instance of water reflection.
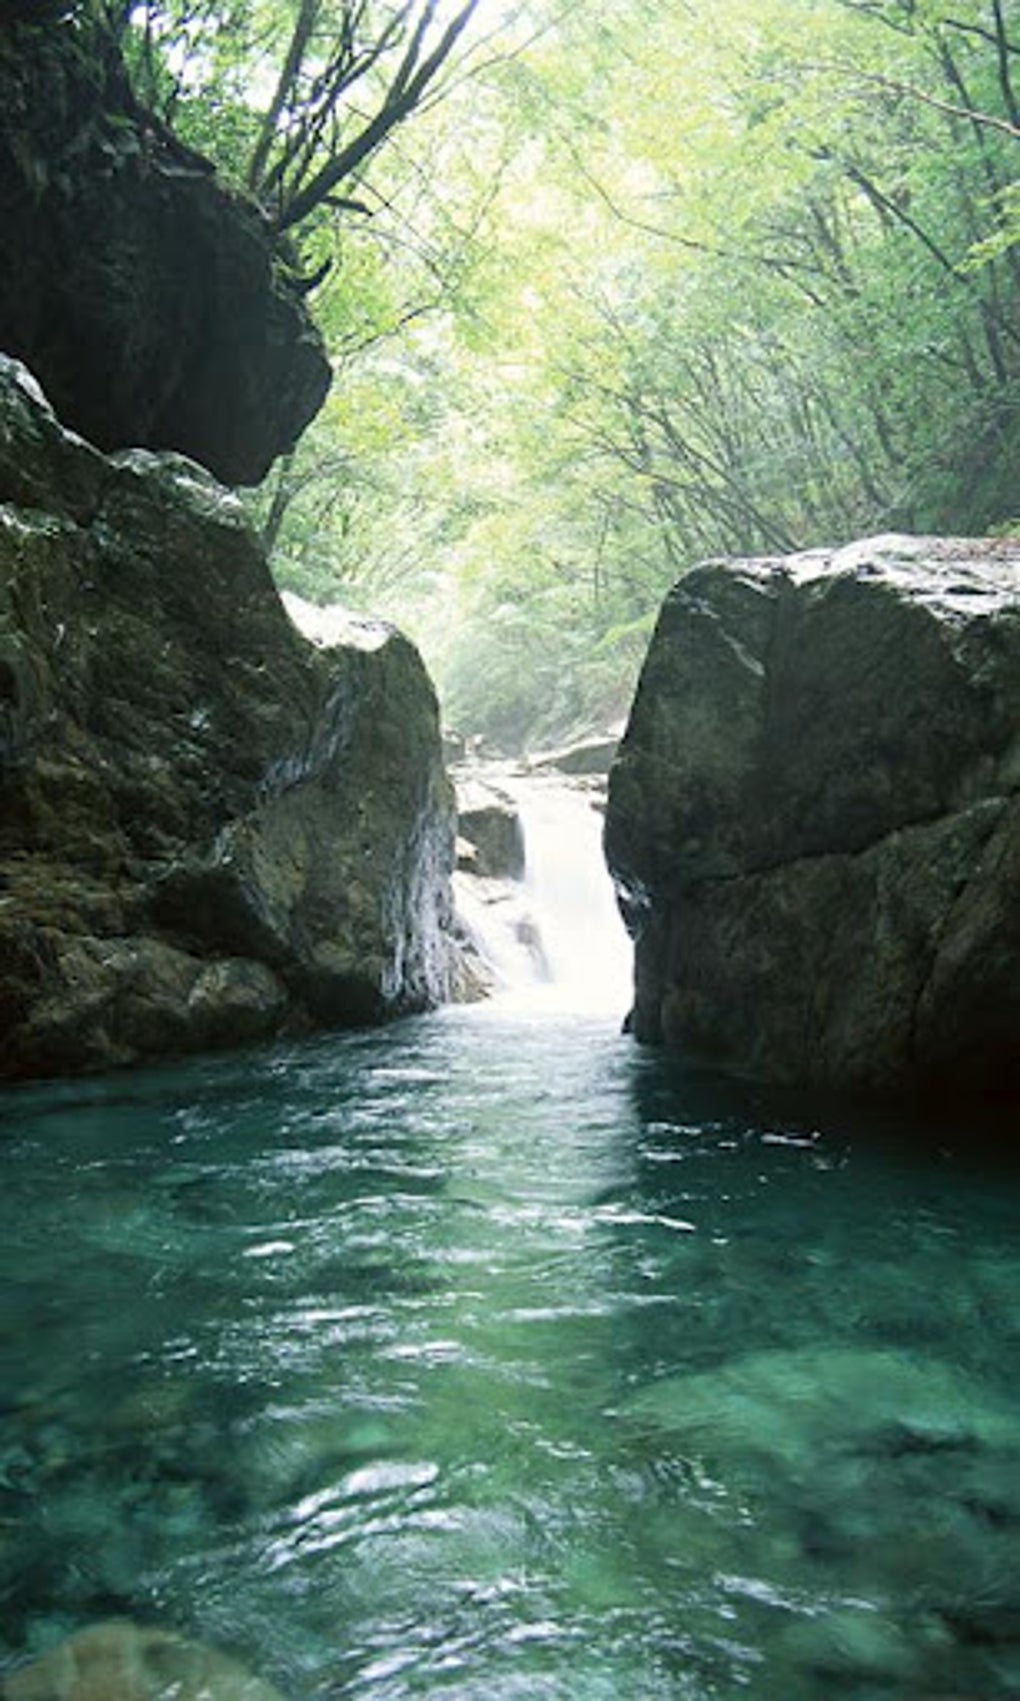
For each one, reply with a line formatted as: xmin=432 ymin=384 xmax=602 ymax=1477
xmin=0 ymin=1013 xmax=1018 ymax=1699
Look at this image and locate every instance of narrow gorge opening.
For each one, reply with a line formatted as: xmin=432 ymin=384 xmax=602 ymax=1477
xmin=1 ymin=3 xmax=1019 ymax=1698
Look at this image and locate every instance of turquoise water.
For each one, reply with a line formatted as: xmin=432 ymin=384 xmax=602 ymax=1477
xmin=1 ymin=1005 xmax=1018 ymax=1699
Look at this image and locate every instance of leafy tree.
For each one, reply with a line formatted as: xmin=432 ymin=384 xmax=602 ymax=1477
xmin=115 ymin=0 xmax=1019 ymax=747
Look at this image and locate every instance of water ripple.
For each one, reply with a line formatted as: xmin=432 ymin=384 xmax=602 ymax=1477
xmin=0 ymin=1015 xmax=1018 ymax=1699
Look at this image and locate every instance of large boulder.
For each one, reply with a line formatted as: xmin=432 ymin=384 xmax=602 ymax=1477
xmin=0 ymin=357 xmax=461 ymax=1081
xmin=605 ymin=535 xmax=1020 ymax=1101
xmin=0 ymin=18 xmax=330 ymax=485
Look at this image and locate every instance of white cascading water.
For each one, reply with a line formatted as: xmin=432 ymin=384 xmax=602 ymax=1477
xmin=457 ymin=771 xmax=633 ymax=1019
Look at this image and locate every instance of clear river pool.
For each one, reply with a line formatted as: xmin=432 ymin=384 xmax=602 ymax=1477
xmin=1 ymin=782 xmax=1018 ymax=1700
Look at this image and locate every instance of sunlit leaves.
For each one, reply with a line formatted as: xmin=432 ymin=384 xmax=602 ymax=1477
xmin=240 ymin=0 xmax=1020 ymax=746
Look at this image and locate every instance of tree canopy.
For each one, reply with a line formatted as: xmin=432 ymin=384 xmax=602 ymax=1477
xmin=105 ymin=0 xmax=1020 ymax=747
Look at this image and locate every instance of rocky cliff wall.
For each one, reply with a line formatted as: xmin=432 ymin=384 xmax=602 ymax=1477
xmin=0 ymin=357 xmax=461 ymax=1081
xmin=605 ymin=536 xmax=1020 ymax=1101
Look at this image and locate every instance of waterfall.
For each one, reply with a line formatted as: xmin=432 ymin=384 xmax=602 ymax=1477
xmin=455 ymin=770 xmax=633 ymax=1018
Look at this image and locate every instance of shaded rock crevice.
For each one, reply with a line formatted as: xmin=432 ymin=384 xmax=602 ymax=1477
xmin=605 ymin=536 xmax=1020 ymax=1101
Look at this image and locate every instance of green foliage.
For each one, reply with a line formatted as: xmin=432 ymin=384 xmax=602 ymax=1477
xmin=173 ymin=0 xmax=1020 ymax=747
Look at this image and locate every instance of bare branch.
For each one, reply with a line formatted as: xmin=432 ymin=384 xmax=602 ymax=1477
xmin=273 ymin=0 xmax=483 ymax=232
xmin=246 ymin=0 xmax=320 ymax=193
xmin=802 ymin=57 xmax=1020 ymax=140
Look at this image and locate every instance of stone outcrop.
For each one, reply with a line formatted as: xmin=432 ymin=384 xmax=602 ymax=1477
xmin=528 ymin=736 xmax=619 ymax=777
xmin=456 ymin=774 xmax=526 ymax=879
xmin=0 ymin=20 xmax=330 ymax=485
xmin=605 ymin=535 xmax=1020 ymax=1101
xmin=0 ymin=357 xmax=461 ymax=1081
xmin=447 ymin=767 xmax=528 ymax=994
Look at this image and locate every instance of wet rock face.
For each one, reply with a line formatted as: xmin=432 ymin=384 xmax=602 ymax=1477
xmin=605 ymin=536 xmax=1020 ymax=1101
xmin=0 ymin=22 xmax=330 ymax=485
xmin=456 ymin=775 xmax=526 ymax=880
xmin=0 ymin=357 xmax=460 ymax=1080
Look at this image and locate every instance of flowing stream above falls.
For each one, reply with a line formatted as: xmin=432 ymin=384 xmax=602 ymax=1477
xmin=1 ymin=777 xmax=1019 ymax=1700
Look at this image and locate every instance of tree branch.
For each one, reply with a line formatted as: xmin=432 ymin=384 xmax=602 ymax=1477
xmin=803 ymin=58 xmax=1020 ymax=140
xmin=274 ymin=0 xmax=482 ymax=233
xmin=246 ymin=0 xmax=319 ymax=194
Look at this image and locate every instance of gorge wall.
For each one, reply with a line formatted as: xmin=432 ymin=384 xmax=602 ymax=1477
xmin=0 ymin=358 xmax=463 ymax=1081
xmin=605 ymin=536 xmax=1020 ymax=1102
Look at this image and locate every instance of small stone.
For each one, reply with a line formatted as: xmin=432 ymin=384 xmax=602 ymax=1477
xmin=3 ymin=1620 xmax=285 ymax=1701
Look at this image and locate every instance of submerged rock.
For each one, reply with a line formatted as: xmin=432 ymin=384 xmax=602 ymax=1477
xmin=2 ymin=1619 xmax=283 ymax=1701
xmin=0 ymin=357 xmax=462 ymax=1080
xmin=622 ymin=1340 xmax=1020 ymax=1652
xmin=623 ymin=1345 xmax=1019 ymax=1465
xmin=605 ymin=536 xmax=1020 ymax=1100
xmin=0 ymin=22 xmax=329 ymax=485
